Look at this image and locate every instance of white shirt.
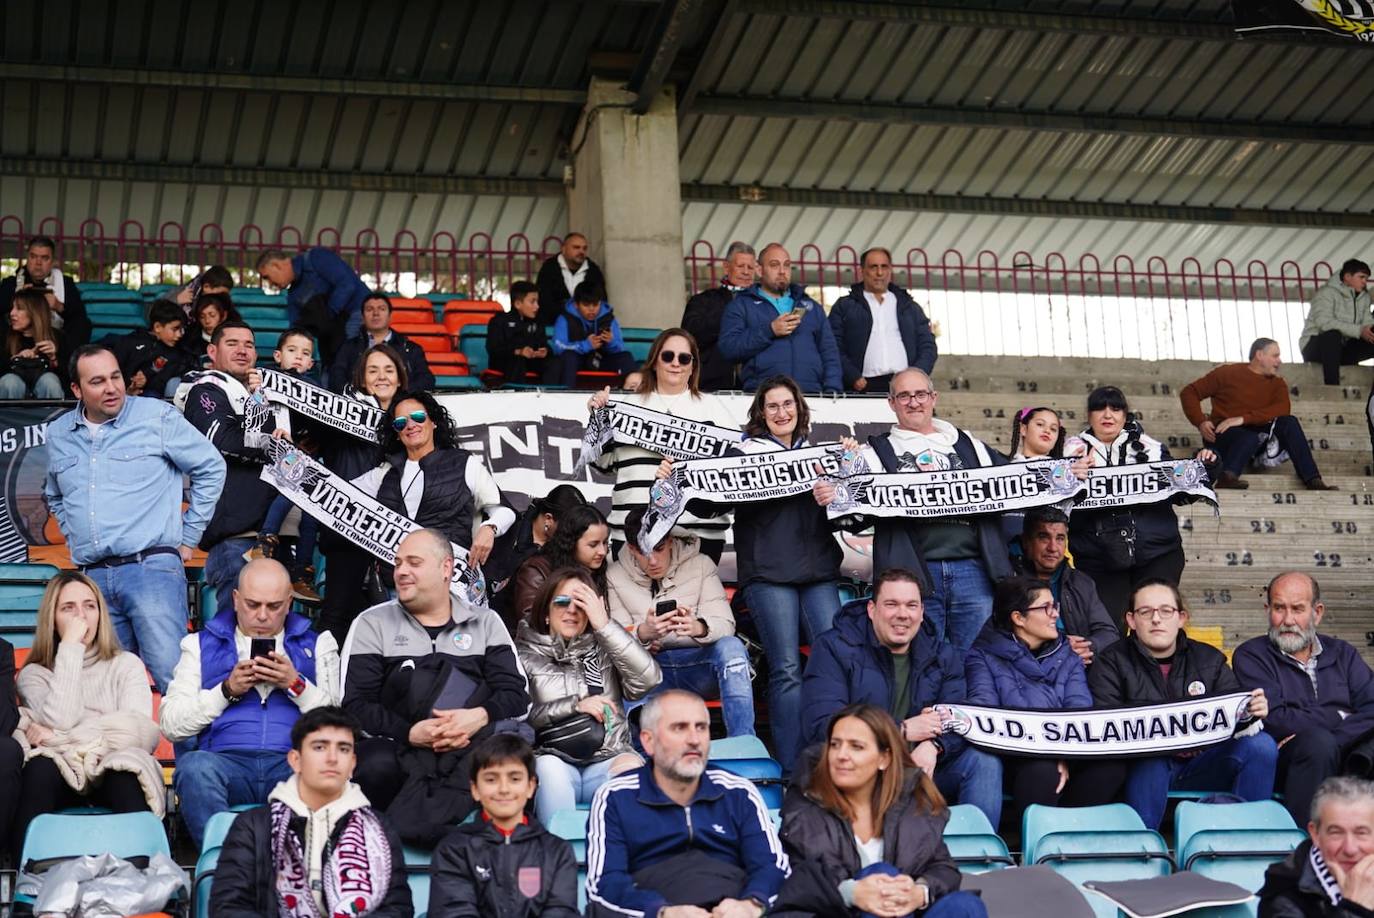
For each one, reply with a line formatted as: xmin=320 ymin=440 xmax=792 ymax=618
xmin=854 ymin=834 xmax=885 ymax=868
xmin=861 ymin=289 xmax=908 ymax=379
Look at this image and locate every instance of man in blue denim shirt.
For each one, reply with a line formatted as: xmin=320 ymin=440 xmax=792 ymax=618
xmin=44 ymin=344 xmax=226 ymax=690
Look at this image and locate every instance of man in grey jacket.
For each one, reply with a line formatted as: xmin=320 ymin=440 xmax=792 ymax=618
xmin=1300 ymin=258 xmax=1374 ymax=385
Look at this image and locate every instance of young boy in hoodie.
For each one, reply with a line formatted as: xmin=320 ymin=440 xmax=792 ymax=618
xmin=210 ymin=706 xmax=414 ymax=918
xmin=428 ymin=733 xmax=580 ymax=917
xmin=546 ymin=280 xmax=638 ymax=387
xmin=107 ymin=298 xmax=199 ymax=398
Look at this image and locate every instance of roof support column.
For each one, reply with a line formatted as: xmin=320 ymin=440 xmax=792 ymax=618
xmin=567 ymin=77 xmax=685 ymax=330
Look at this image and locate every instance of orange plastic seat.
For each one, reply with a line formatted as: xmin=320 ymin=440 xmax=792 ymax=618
xmin=443 ymin=311 xmax=498 ymax=337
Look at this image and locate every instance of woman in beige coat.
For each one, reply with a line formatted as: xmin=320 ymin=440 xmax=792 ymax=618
xmin=516 ymin=566 xmax=661 ymax=822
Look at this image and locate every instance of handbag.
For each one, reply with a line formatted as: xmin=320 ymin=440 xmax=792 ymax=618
xmin=8 ymin=355 xmax=49 ymax=389
xmin=536 ymin=713 xmax=606 ymax=764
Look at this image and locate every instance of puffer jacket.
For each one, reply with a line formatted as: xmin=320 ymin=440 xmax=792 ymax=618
xmin=1258 ymin=840 xmax=1374 ymax=917
xmin=605 ymin=536 xmax=736 ymax=649
xmin=428 ymin=815 xmax=580 ymax=917
xmin=965 ymin=624 xmax=1092 ymax=711
xmin=772 ymin=752 xmax=960 ymax=917
xmin=1300 ymin=273 xmax=1373 ymax=350
xmin=827 ymin=282 xmax=938 ymax=386
xmin=1069 ymin=422 xmax=1183 ymax=571
xmin=516 ymin=618 xmax=661 ymax=762
xmin=718 ymin=284 xmax=842 ymax=393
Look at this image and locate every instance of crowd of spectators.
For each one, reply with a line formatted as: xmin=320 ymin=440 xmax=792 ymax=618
xmin=0 ymin=233 xmax=1371 ymax=916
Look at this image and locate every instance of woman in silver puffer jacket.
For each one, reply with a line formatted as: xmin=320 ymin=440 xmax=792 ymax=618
xmin=516 ymin=566 xmax=662 ymax=822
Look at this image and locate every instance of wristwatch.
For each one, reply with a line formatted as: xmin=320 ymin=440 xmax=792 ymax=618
xmin=287 ymin=676 xmax=308 ymax=699
xmin=221 ymin=681 xmax=243 ymax=704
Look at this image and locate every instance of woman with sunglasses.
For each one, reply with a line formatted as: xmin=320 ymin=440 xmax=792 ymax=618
xmin=964 ymin=575 xmax=1126 ymax=822
xmin=587 ymin=328 xmax=735 ymax=563
xmin=353 ymin=390 xmax=514 ymax=568
xmin=1071 ymin=386 xmax=1216 ymax=628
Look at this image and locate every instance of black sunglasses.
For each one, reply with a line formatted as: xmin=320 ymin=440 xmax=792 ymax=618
xmin=659 ymin=350 xmax=694 ymax=366
xmin=391 ymin=409 xmax=428 ymax=431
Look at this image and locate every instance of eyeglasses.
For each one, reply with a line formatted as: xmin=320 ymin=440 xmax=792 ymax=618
xmin=659 ymin=350 xmax=694 ymax=366
xmin=1023 ymin=601 xmax=1060 ymax=618
xmin=764 ymin=399 xmax=796 ymax=415
xmin=1131 ymin=606 xmax=1180 ymax=621
xmin=391 ymin=410 xmax=428 ymax=430
xmin=891 ymin=390 xmax=935 ymax=405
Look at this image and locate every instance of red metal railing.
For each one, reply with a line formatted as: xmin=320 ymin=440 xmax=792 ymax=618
xmin=2 ymin=218 xmax=1340 ymax=362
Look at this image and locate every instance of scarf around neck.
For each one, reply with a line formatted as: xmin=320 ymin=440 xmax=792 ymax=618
xmin=271 ymin=799 xmax=393 ymax=918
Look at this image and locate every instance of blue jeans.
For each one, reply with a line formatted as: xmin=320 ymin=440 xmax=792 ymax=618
xmin=84 ymin=551 xmax=188 ymax=692
xmin=533 ymin=754 xmax=625 ymax=823
xmin=743 ymin=580 xmax=840 ymax=771
xmin=922 ymin=559 xmax=995 ymax=651
xmin=174 ymin=748 xmax=293 ymax=847
xmin=644 ymin=638 xmax=756 ymax=738
xmin=204 ymin=537 xmax=256 ymax=617
xmin=855 ymin=864 xmax=988 ymax=918
xmin=261 ymin=497 xmax=319 ymax=576
xmin=0 ymin=371 xmax=63 ymax=399
xmin=934 ymin=746 xmax=1003 ymax=829
xmin=1124 ymin=731 xmax=1280 ymax=829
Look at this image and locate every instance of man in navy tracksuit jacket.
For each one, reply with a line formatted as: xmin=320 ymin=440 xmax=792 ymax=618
xmin=718 ymin=244 xmax=841 ymax=394
xmin=585 ymin=690 xmax=788 ymax=917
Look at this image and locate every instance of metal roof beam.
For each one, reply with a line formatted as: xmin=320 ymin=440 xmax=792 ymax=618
xmin=692 ymin=95 xmax=1368 ymax=145
xmin=680 ymin=183 xmax=1374 ymax=229
xmin=0 ymin=62 xmax=587 ymax=105
xmin=629 ymin=0 xmax=708 ymax=114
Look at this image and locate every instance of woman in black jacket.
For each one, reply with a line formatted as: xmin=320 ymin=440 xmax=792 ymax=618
xmin=773 ymin=704 xmax=986 ymax=918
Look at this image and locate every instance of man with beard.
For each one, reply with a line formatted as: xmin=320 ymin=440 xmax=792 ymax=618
xmin=585 ymin=690 xmax=789 ymax=918
xmin=1233 ymin=572 xmax=1374 ymax=825
xmin=536 ymin=233 xmax=606 ymax=327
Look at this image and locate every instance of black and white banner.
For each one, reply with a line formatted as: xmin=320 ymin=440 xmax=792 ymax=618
xmin=936 ymin=693 xmax=1256 ymax=758
xmin=1232 ymin=0 xmax=1374 ymax=41
xmin=259 ymin=369 xmax=383 ymax=444
xmin=640 ymin=445 xmax=869 ymax=552
xmin=1076 ymin=459 xmax=1218 ymax=512
xmin=825 ymin=458 xmax=1085 ymax=522
xmin=574 ymin=400 xmax=743 ymax=474
xmin=258 ymin=439 xmax=485 ymax=605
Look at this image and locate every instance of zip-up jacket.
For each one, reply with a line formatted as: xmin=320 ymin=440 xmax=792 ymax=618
xmin=1090 ymin=630 xmax=1243 ymax=707
xmin=1011 ymin=557 xmax=1120 ymax=655
xmin=606 ymin=536 xmax=737 ymax=648
xmin=286 ymin=247 xmax=370 ymax=328
xmin=550 ymin=300 xmax=628 ymax=357
xmin=107 ymin=328 xmax=198 ymax=394
xmin=536 ymin=255 xmax=605 ymax=327
xmin=1232 ymin=633 xmax=1374 ymax=749
xmin=1258 ymin=840 xmax=1374 ymax=918
xmin=486 ymin=311 xmax=549 ymax=377
xmin=799 ymin=599 xmax=970 ymax=761
xmin=1300 ymin=273 xmax=1374 ymax=349
xmin=1069 ymin=423 xmax=1183 ymax=571
xmin=377 ymin=449 xmax=475 ymax=549
xmin=180 ymin=372 xmax=278 ymax=548
xmin=429 ymin=816 xmax=580 ymax=917
xmin=718 ymin=284 xmax=842 ymax=393
xmin=329 ymin=327 xmax=435 ymax=393
xmin=585 ymin=763 xmax=790 ymax=917
xmin=965 ymin=624 xmax=1092 ymax=710
xmin=828 ymin=282 xmax=937 ymax=385
xmin=340 ymin=595 xmax=531 ymax=744
xmin=728 ymin=436 xmax=842 ymax=588
xmin=681 ymin=285 xmax=740 ymax=391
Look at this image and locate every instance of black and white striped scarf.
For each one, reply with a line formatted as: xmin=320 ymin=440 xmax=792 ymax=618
xmin=1310 ymin=844 xmax=1343 ymax=906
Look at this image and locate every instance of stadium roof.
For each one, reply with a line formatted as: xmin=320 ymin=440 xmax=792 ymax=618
xmin=2 ymin=0 xmax=1371 ymax=270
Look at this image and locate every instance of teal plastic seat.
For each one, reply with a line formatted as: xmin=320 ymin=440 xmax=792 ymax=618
xmin=18 ymin=811 xmax=174 ymax=908
xmin=403 ymin=844 xmax=432 ymax=914
xmin=1023 ymin=804 xmax=1173 ymax=918
xmin=548 ymin=807 xmax=589 ymax=864
xmin=710 ymin=736 xmax=784 ymax=808
xmin=191 ymin=810 xmax=245 ymax=917
xmin=1175 ymin=801 xmax=1303 ymax=893
xmin=943 ymin=804 xmax=1013 ymax=872
xmin=459 ymin=327 xmax=489 ymax=373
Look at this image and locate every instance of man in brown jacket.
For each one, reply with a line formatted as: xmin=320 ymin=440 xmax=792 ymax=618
xmin=1180 ymin=337 xmax=1335 ymax=491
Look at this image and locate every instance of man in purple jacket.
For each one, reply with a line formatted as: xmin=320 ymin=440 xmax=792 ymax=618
xmin=1232 ymin=571 xmax=1374 ymax=825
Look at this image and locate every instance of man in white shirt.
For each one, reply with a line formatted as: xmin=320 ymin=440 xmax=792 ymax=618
xmin=161 ymin=558 xmax=340 ymax=847
xmin=536 ymin=232 xmax=607 ymax=326
xmin=828 ymin=247 xmax=938 ymax=393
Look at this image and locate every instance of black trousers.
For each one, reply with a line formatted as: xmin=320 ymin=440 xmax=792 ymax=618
xmin=1276 ymin=730 xmax=1345 ymax=827
xmin=318 ymin=542 xmax=375 ymax=647
xmin=0 ymin=736 xmax=22 ymax=859
xmin=1301 ymin=329 xmax=1374 ymax=386
xmin=11 ymin=756 xmax=149 ymax=859
xmin=1005 ymin=756 xmax=1129 ymax=823
xmin=1079 ymin=546 xmax=1187 ymax=631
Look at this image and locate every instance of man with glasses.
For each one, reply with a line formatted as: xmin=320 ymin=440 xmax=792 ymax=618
xmin=1088 ymin=578 xmax=1275 ymax=829
xmin=718 ymin=243 xmax=841 ymax=394
xmin=828 ymin=247 xmax=937 ymax=393
xmin=814 ymin=367 xmax=1008 ymax=649
xmin=1234 ymin=572 xmax=1374 ymax=825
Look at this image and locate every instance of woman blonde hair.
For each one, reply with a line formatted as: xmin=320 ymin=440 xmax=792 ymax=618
xmin=26 ymin=571 xmax=122 ymax=670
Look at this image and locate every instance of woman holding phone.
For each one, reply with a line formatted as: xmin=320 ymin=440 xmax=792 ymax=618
xmin=516 ymin=567 xmax=661 ymax=821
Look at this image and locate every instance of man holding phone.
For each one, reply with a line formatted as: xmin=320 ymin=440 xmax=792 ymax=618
xmin=160 ymin=558 xmax=340 ymax=847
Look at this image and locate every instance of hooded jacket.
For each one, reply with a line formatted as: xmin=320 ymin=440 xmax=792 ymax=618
xmin=1258 ymin=839 xmax=1374 ymax=918
xmin=606 ymin=536 xmax=737 ymax=648
xmin=536 ymin=254 xmax=605 ymax=327
xmin=718 ymin=284 xmax=842 ymax=393
xmin=429 ymin=815 xmax=580 ymax=917
xmin=728 ymin=436 xmax=842 ymax=588
xmin=828 ymin=282 xmax=938 ymax=386
xmin=1232 ymin=633 xmax=1374 ymax=750
xmin=515 ymin=617 xmax=661 ymax=763
xmin=799 ymin=599 xmax=970 ymax=760
xmin=772 ymin=754 xmax=960 ymax=917
xmin=1069 ymin=422 xmax=1184 ymax=570
xmin=1300 ymin=273 xmax=1374 ymax=350
xmin=964 ymin=624 xmax=1092 ymax=711
xmin=209 ymin=776 xmax=414 ymax=918
xmin=550 ymin=300 xmax=628 ymax=357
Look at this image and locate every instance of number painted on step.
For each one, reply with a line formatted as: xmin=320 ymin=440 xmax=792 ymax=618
xmin=1225 ymin=551 xmax=1253 ymax=566
xmin=1250 ymin=520 xmax=1276 ymax=534
xmin=1331 ymin=521 xmax=1359 ymax=534
xmin=1016 ymin=381 xmax=1038 ymax=393
xmin=1272 ymin=493 xmax=1297 ymax=505
xmin=1202 ymin=589 xmax=1232 ymax=605
xmin=1313 ymin=551 xmax=1343 ymax=568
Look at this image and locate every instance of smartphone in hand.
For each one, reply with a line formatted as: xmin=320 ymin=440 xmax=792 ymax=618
xmin=249 ymin=638 xmax=275 ymax=660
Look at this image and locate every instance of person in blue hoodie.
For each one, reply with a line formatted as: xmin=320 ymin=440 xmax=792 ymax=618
xmin=718 ymin=244 xmax=842 ymax=394
xmin=964 ymin=575 xmax=1126 ymax=822
xmin=546 ymin=281 xmax=638 ymax=387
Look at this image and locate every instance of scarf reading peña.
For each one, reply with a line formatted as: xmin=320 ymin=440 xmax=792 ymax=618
xmin=575 ymin=400 xmax=743 ymax=474
xmin=825 ymin=458 xmax=1085 ymax=522
xmin=1076 ymin=458 xmax=1219 ymax=512
xmin=935 ymin=692 xmax=1256 ymax=758
xmin=259 ymin=438 xmax=486 ymax=605
xmin=639 ymin=444 xmax=869 ymax=552
xmin=259 ymin=368 xmax=383 ymax=443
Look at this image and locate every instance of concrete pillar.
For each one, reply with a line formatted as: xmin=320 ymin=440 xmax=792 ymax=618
xmin=567 ymin=77 xmax=684 ymax=330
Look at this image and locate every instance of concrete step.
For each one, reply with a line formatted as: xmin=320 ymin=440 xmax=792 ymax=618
xmin=934 ymin=355 xmax=1374 ymax=393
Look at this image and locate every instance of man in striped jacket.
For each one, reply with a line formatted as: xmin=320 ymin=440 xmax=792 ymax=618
xmin=585 ymin=690 xmax=788 ymax=918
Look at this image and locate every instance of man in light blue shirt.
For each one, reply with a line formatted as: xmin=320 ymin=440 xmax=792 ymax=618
xmin=44 ymin=344 xmax=226 ymax=690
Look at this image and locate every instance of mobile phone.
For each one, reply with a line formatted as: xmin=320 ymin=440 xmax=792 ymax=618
xmin=789 ymin=305 xmax=808 ymax=318
xmin=655 ymin=599 xmax=678 ymax=615
xmin=553 ymin=595 xmax=573 ymax=607
xmin=250 ymin=638 xmax=275 ymax=660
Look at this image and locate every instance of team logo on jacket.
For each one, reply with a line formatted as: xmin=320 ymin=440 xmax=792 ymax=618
xmin=452 ymin=632 xmax=474 ymax=651
xmin=518 ymin=866 xmax=541 ymax=897
xmin=1187 ymin=681 xmax=1206 ymax=697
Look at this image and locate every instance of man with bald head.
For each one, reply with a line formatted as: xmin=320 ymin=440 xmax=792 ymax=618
xmin=537 ymin=232 xmax=607 ymax=326
xmin=161 ymin=558 xmax=340 ymax=846
xmin=341 ymin=529 xmax=530 ymax=825
xmin=719 ymin=243 xmax=841 ymax=393
xmin=814 ymin=368 xmax=1010 ymax=649
xmin=1233 ymin=571 xmax=1374 ymax=824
